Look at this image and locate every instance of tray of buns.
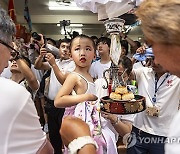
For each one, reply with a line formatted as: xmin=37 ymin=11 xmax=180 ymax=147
xmin=100 ymin=86 xmax=146 ymax=114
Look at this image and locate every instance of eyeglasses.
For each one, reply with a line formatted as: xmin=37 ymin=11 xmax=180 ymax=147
xmin=0 ymin=39 xmax=19 ymax=55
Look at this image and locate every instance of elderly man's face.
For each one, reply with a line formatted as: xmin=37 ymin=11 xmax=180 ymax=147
xmin=0 ymin=42 xmax=11 ymax=74
xmin=151 ymin=43 xmax=180 ymax=77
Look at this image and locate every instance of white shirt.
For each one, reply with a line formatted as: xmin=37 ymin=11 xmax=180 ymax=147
xmin=94 ymin=78 xmax=109 ymax=99
xmin=133 ymin=61 xmax=145 ymax=69
xmin=47 ymin=59 xmax=75 ymax=100
xmin=89 ymin=60 xmax=111 ymax=79
xmin=165 ymin=111 xmax=180 ymax=154
xmin=0 ymin=77 xmax=46 ymax=154
xmin=31 ymin=64 xmax=44 ymax=83
xmin=133 ymin=67 xmax=180 ymax=136
xmin=19 ymin=79 xmax=39 ymax=100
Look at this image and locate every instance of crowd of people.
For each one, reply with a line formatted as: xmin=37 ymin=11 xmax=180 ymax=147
xmin=0 ymin=0 xmax=180 ymax=154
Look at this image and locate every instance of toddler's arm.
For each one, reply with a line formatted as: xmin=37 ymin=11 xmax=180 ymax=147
xmin=54 ymin=73 xmax=97 ymax=108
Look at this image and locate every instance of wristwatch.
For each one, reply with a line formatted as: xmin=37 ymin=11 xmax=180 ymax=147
xmin=68 ymin=136 xmax=98 ymax=154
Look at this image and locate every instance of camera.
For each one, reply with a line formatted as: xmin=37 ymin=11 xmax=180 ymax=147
xmin=60 ymin=20 xmax=70 ymax=27
xmin=31 ymin=32 xmax=41 ymax=41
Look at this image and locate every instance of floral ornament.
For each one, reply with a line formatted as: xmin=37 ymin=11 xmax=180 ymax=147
xmin=124 ymin=102 xmax=139 ymax=113
xmin=103 ymin=103 xmax=110 ymax=112
xmin=138 ymin=101 xmax=144 ymax=112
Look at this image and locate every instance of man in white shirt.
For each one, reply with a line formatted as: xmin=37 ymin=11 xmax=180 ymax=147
xmin=0 ymin=6 xmax=53 ymax=154
xmin=35 ymin=38 xmax=75 ymax=154
xmin=89 ymin=37 xmax=111 ymax=79
xmin=127 ymin=58 xmax=180 ymax=154
xmin=135 ymin=1 xmax=180 ymax=154
xmin=90 ymin=38 xmax=134 ymax=153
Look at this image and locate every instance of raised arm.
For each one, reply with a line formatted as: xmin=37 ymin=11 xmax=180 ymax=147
xmin=120 ymin=32 xmax=137 ymax=49
xmin=33 ymin=33 xmax=51 ymax=70
xmin=131 ymin=45 xmax=146 ymax=64
xmin=44 ymin=53 xmax=67 ymax=85
xmin=34 ymin=47 xmax=51 ymax=70
xmin=16 ymin=58 xmax=39 ymax=91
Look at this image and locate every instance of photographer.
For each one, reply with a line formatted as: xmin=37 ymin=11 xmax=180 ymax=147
xmin=34 ymin=35 xmax=75 ymax=154
xmin=28 ymin=33 xmax=59 ymax=65
xmin=28 ymin=33 xmax=60 ymax=129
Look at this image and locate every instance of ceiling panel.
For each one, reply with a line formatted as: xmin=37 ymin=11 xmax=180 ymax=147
xmin=0 ymin=0 xmax=143 ymax=40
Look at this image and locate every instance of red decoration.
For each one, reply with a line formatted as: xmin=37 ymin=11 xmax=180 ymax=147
xmin=110 ymin=102 xmax=125 ymax=114
xmin=8 ymin=0 xmax=17 ymax=24
xmin=16 ymin=24 xmax=31 ymax=43
xmin=8 ymin=0 xmax=31 ymax=43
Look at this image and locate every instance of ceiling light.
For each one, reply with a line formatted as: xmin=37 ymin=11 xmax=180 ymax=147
xmin=49 ymin=1 xmax=83 ymax=10
xmin=57 ymin=23 xmax=83 ymax=27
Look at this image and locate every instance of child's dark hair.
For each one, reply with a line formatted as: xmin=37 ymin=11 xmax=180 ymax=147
xmin=91 ymin=36 xmax=98 ymax=40
xmin=97 ymin=37 xmax=111 ymax=48
xmin=118 ymin=56 xmax=132 ymax=76
xmin=70 ymin=34 xmax=96 ymax=51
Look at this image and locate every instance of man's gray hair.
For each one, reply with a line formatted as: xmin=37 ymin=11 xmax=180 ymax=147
xmin=0 ymin=6 xmax=16 ymax=44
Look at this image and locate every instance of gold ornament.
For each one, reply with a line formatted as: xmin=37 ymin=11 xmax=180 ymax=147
xmin=124 ymin=102 xmax=139 ymax=113
xmin=138 ymin=102 xmax=144 ymax=111
xmin=104 ymin=103 xmax=110 ymax=112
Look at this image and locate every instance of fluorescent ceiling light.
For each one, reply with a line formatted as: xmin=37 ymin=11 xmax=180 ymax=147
xmin=57 ymin=23 xmax=83 ymax=27
xmin=60 ymin=28 xmax=82 ymax=35
xmin=49 ymin=1 xmax=83 ymax=10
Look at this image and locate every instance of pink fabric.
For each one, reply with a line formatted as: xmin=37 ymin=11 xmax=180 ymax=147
xmin=63 ymin=101 xmax=106 ymax=154
xmin=63 ymin=72 xmax=118 ymax=153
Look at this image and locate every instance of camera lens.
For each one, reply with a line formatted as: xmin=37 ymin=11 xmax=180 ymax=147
xmin=32 ymin=32 xmax=41 ymax=41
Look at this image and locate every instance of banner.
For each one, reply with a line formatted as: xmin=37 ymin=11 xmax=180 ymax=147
xmin=8 ymin=0 xmax=17 ymax=23
xmin=24 ymin=0 xmax=32 ymax=32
